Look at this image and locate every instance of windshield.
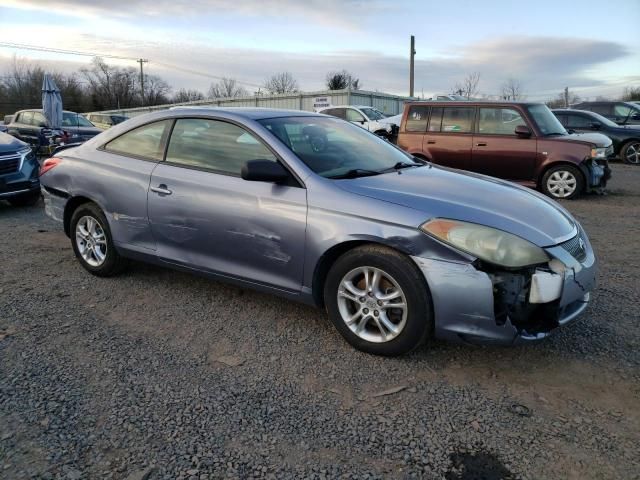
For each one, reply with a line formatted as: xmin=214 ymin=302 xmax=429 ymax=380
xmin=257 ymin=116 xmax=417 ymax=178
xmin=527 ymin=104 xmax=567 ymax=135
xmin=360 ymin=108 xmax=386 ymax=121
xmin=62 ymin=112 xmax=95 ymax=127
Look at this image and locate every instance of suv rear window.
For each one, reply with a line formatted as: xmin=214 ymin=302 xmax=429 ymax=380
xmin=430 ymin=107 xmax=474 ymax=133
xmin=405 ymin=106 xmax=429 ymax=132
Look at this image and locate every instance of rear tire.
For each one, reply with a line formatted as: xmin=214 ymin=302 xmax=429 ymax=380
xmin=323 ymin=244 xmax=432 ymax=356
xmin=541 ymin=164 xmax=584 ymax=200
xmin=621 ymin=141 xmax=640 ymax=165
xmin=70 ymin=203 xmax=127 ymax=277
xmin=7 ymin=191 xmax=40 ymax=207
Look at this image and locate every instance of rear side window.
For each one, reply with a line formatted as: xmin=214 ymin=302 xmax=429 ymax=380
xmin=405 ymin=106 xmax=429 ymax=132
xmin=566 ymin=114 xmax=593 ymax=128
xmin=32 ymin=112 xmax=47 ymax=127
xmin=345 ymin=109 xmax=365 ymax=122
xmin=440 ymin=107 xmax=474 ymax=133
xmin=590 ymin=104 xmax=611 ymax=115
xmin=165 ymin=118 xmax=277 ymax=175
xmin=477 ymin=108 xmax=525 ymax=135
xmin=19 ymin=112 xmax=33 ymax=125
xmin=104 ymin=120 xmax=172 ymax=161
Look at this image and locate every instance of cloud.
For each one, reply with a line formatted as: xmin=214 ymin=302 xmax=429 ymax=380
xmin=2 ymin=0 xmax=387 ymax=29
xmin=0 ymin=32 xmax=632 ymax=101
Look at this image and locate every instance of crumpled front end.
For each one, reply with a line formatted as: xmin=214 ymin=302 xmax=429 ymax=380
xmin=412 ymin=227 xmax=596 ymax=345
xmin=583 ymin=145 xmax=613 ymax=193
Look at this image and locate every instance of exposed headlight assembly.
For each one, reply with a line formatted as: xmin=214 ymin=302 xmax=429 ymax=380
xmin=590 ymin=147 xmax=607 ymax=158
xmin=420 ymin=219 xmax=549 ymax=268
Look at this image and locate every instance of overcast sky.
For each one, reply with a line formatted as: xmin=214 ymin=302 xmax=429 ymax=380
xmin=1 ymin=0 xmax=638 ymax=101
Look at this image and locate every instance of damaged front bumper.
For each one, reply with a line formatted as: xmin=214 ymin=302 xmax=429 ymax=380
xmin=582 ymin=157 xmax=611 ymax=193
xmin=412 ymin=229 xmax=596 ymax=345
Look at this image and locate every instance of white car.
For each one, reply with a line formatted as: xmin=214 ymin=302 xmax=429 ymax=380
xmin=318 ymin=105 xmax=393 ymax=137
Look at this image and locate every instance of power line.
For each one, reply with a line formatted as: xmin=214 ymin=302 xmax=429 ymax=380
xmin=0 ymin=42 xmax=263 ymax=89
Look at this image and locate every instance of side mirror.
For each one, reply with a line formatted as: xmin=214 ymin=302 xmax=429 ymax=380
xmin=514 ymin=125 xmax=532 ymax=138
xmin=241 ymin=159 xmax=289 ymax=183
xmin=590 ymin=122 xmax=601 ymax=130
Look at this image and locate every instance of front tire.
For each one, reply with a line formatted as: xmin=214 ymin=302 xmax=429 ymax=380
xmin=70 ymin=203 xmax=127 ymax=277
xmin=621 ymin=141 xmax=640 ymax=165
xmin=324 ymin=244 xmax=433 ymax=356
xmin=541 ymin=164 xmax=584 ymax=200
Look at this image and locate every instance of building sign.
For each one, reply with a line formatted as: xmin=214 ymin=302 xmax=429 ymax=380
xmin=313 ymin=96 xmax=332 ymax=111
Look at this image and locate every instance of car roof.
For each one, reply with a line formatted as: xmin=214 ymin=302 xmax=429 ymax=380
xmin=167 ymin=107 xmax=319 ymax=120
xmin=552 ymin=108 xmax=595 ymax=114
xmin=16 ymin=109 xmax=80 ymax=114
xmin=407 ymin=100 xmax=542 ymax=106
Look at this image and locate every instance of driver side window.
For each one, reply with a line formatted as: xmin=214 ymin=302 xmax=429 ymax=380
xmin=166 ymin=118 xmax=277 ymax=176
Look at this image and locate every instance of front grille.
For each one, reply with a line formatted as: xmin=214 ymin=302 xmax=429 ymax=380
xmin=559 ymin=233 xmax=587 ymax=263
xmin=0 ymin=154 xmax=20 ymax=175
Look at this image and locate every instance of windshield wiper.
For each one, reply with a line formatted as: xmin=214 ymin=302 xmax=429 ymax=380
xmin=545 ymin=132 xmax=566 ymax=137
xmin=328 ymin=168 xmax=382 ymax=179
xmin=379 ymin=161 xmax=424 ymax=173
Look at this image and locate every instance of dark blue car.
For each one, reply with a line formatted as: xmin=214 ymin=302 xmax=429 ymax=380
xmin=0 ymin=132 xmax=40 ymax=206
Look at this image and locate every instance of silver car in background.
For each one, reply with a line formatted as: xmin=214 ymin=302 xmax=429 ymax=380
xmin=40 ymin=108 xmax=596 ymax=356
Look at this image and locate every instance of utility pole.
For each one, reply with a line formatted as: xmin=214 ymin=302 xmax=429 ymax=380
xmin=409 ymin=35 xmax=416 ymax=98
xmin=137 ymin=58 xmax=148 ymax=105
xmin=564 ymin=86 xmax=569 ymax=108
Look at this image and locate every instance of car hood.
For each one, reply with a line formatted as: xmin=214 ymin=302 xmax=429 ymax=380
xmin=555 ymin=132 xmax=612 ymax=148
xmin=0 ymin=132 xmax=28 ymax=153
xmin=335 ymin=166 xmax=576 ymax=247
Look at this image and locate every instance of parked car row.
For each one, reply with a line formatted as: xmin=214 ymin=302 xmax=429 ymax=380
xmin=38 ymin=107 xmax=597 ymax=356
xmin=395 ymin=101 xmax=612 ymax=199
xmin=552 ymin=108 xmax=640 ymax=164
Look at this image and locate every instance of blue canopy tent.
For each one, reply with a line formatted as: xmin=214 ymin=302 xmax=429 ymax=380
xmin=42 ymin=74 xmax=62 ymax=130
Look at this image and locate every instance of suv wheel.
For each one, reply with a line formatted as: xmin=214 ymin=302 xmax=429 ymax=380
xmin=621 ymin=141 xmax=640 ymax=165
xmin=7 ymin=191 xmax=40 ymax=207
xmin=70 ymin=203 xmax=127 ymax=276
xmin=324 ymin=244 xmax=432 ymax=356
xmin=541 ymin=165 xmax=584 ymax=200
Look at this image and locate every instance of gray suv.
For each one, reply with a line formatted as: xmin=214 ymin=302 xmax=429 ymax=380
xmin=572 ymin=101 xmax=640 ymax=125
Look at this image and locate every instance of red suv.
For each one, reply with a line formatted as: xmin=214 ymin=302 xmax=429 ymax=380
xmin=396 ymin=101 xmax=612 ymax=199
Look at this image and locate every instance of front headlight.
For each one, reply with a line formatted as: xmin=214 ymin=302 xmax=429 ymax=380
xmin=420 ymin=219 xmax=549 ymax=268
xmin=591 ymin=147 xmax=607 ymax=158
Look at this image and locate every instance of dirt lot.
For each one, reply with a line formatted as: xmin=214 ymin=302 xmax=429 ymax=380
xmin=1 ymin=164 xmax=639 ymax=479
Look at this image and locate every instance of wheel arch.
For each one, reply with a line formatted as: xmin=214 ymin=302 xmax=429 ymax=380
xmin=63 ymin=195 xmax=97 ymax=237
xmin=538 ymin=161 xmax=587 ymax=192
xmin=311 ymin=239 xmax=418 ymax=308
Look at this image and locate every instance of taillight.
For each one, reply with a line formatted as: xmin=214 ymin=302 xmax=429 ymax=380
xmin=40 ymin=157 xmax=62 ymax=176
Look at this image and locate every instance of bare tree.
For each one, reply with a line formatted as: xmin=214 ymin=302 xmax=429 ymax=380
xmin=621 ymin=87 xmax=640 ymax=101
xmin=325 ymin=70 xmax=362 ymax=90
xmin=263 ymin=72 xmax=299 ymax=94
xmin=143 ymin=75 xmax=171 ymax=106
xmin=172 ymin=88 xmax=205 ymax=103
xmin=453 ymin=72 xmax=481 ymax=99
xmin=546 ymin=90 xmax=581 ymax=108
xmin=208 ymin=78 xmax=248 ymax=98
xmin=501 ymin=78 xmax=525 ymax=101
xmin=81 ymin=57 xmax=139 ymax=110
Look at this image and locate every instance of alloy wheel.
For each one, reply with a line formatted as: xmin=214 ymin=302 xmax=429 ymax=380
xmin=336 ymin=266 xmax=407 ymax=343
xmin=626 ymin=142 xmax=640 ymax=164
xmin=547 ymin=170 xmax=577 ymax=198
xmin=75 ymin=215 xmax=108 ymax=267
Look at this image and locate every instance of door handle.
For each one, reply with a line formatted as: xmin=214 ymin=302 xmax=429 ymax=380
xmin=426 ymin=140 xmax=436 ymax=144
xmin=150 ymin=184 xmax=172 ymax=195
xmin=476 ymin=142 xmax=487 ymax=147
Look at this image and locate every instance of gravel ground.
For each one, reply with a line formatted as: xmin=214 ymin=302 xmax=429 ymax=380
xmin=1 ymin=164 xmax=639 ymax=479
